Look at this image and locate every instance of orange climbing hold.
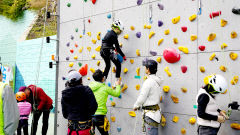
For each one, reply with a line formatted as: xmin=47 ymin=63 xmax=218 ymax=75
xmin=231 ymin=123 xmax=240 ymax=130
xmin=200 ymin=66 xmax=205 ymax=73
xmin=231 ymin=76 xmax=239 ymax=85
xmin=181 ymin=128 xmax=186 ymax=134
xmin=220 ymin=65 xmax=227 ymax=72
xmin=136 ymin=84 xmax=140 ymax=90
xmin=231 ymin=31 xmax=237 ymax=39
xmin=208 ymin=33 xmax=216 ymax=41
xmin=221 ymin=19 xmax=228 ymax=27
xmin=121 ymin=84 xmax=128 ymax=92
xmin=173 ymin=38 xmax=178 ymax=44
xmin=111 ymin=116 xmax=116 ymax=122
xmin=130 ymin=26 xmax=135 ymax=30
xmin=171 ymin=94 xmax=179 ymax=103
xmin=79 ymin=64 xmax=88 ymax=76
xmin=181 ymin=87 xmax=187 ymax=93
xmin=190 ymin=35 xmax=197 ymax=41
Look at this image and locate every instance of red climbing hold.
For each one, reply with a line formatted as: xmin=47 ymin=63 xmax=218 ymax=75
xmin=92 ymin=0 xmax=96 ymax=4
xmin=88 ymin=19 xmax=91 ymax=23
xmin=199 ymin=46 xmax=205 ymax=51
xmin=181 ymin=26 xmax=187 ymax=32
xmin=163 ymin=48 xmax=181 ymax=63
xmin=181 ymin=65 xmax=187 ymax=73
xmin=209 ymin=11 xmax=221 ymax=19
xmin=79 ymin=64 xmax=88 ymax=76
xmin=70 ymin=49 xmax=74 ymax=53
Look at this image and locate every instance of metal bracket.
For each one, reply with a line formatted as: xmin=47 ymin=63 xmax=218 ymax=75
xmin=47 ymin=12 xmax=59 ymax=19
xmin=46 ymin=37 xmax=59 ymax=43
xmin=149 ymin=4 xmax=153 ymax=24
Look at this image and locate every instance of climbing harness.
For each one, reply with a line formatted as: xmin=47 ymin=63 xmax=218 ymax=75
xmin=142 ymin=105 xmax=161 ymax=131
xmin=68 ymin=120 xmax=92 ymax=135
xmin=103 ymin=117 xmax=110 ymax=132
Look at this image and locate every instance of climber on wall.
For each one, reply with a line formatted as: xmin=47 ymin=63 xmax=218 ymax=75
xmin=89 ymin=69 xmax=121 ymax=135
xmin=196 ymin=74 xmax=229 ymax=135
xmin=61 ymin=70 xmax=97 ymax=135
xmin=228 ymin=101 xmax=240 ymax=111
xmin=100 ymin=20 xmax=126 ymax=82
xmin=133 ymin=59 xmax=163 ymax=135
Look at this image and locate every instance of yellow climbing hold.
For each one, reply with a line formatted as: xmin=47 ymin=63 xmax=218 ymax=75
xmin=90 ymin=68 xmax=95 ymax=73
xmin=221 ymin=43 xmax=228 ymax=50
xmin=144 ymin=24 xmax=151 ymax=29
xmin=181 ymin=128 xmax=186 ymax=134
xmin=156 ymin=57 xmax=161 ymax=63
xmin=161 ymin=115 xmax=166 ymax=127
xmin=124 ymin=68 xmax=128 ymax=73
xmin=208 ymin=33 xmax=216 ymax=41
xmin=80 ymin=35 xmax=83 ymax=38
xmin=163 ymin=86 xmax=170 ymax=93
xmin=221 ymin=19 xmax=228 ymax=27
xmin=181 ymin=87 xmax=187 ymax=93
xmin=97 ymin=61 xmax=100 ymax=66
xmin=191 ymin=35 xmax=197 ymax=41
xmin=171 ymin=94 xmax=179 ymax=103
xmin=87 ymin=77 xmax=90 ymax=80
xmin=121 ymin=84 xmax=128 ymax=92
xmin=92 ymin=39 xmax=97 ymax=44
xmin=178 ymin=46 xmax=189 ymax=54
xmin=143 ymin=76 xmax=148 ymax=81
xmin=87 ymin=32 xmax=91 ymax=37
xmin=158 ymin=39 xmax=164 ymax=46
xmin=136 ymin=84 xmax=140 ymax=90
xmin=173 ymin=38 xmax=178 ymax=44
xmin=74 ymin=56 xmax=78 ymax=60
xmin=209 ymin=53 xmax=216 ymax=61
xmin=111 ymin=102 xmax=116 ymax=107
xmin=164 ymin=67 xmax=172 ymax=77
xmin=189 ymin=117 xmax=196 ymax=125
xmin=87 ymin=46 xmax=91 ymax=52
xmin=92 ymin=54 xmax=96 ymax=59
xmin=130 ymin=26 xmax=135 ymax=30
xmin=136 ymin=67 xmax=140 ymax=76
xmin=172 ymin=116 xmax=179 ymax=123
xmin=220 ymin=65 xmax=227 ymax=72
xmin=79 ymin=47 xmax=83 ymax=53
xmin=124 ymin=34 xmax=129 ymax=39
xmin=172 ymin=16 xmax=180 ymax=24
xmin=111 ymin=116 xmax=116 ymax=122
xmin=69 ymin=62 xmax=74 ymax=67
xmin=97 ymin=32 xmax=101 ymax=40
xmin=95 ymin=46 xmax=101 ymax=52
xmin=136 ymin=49 xmax=140 ymax=56
xmin=200 ymin=66 xmax=205 ymax=73
xmin=164 ymin=29 xmax=170 ymax=35
xmin=231 ymin=31 xmax=237 ymax=39
xmin=112 ymin=67 xmax=116 ymax=73
xmin=119 ymin=43 xmax=123 ymax=48
xmin=189 ymin=14 xmax=197 ymax=22
xmin=128 ymin=111 xmax=136 ymax=117
xmin=229 ymin=52 xmax=238 ymax=60
xmin=149 ymin=31 xmax=155 ymax=39
xmin=230 ymin=123 xmax=240 ymax=130
xmin=130 ymin=59 xmax=134 ymax=64
xmin=160 ymin=96 xmax=163 ymax=102
xmin=231 ymin=76 xmax=239 ymax=85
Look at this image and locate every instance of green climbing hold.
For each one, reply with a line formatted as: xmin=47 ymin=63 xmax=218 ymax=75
xmin=75 ymin=28 xmax=78 ymax=32
xmin=193 ymin=105 xmax=197 ymax=109
xmin=67 ymin=3 xmax=71 ymax=7
xmin=134 ymin=76 xmax=141 ymax=79
xmin=78 ymin=62 xmax=82 ymax=67
xmin=84 ymin=0 xmax=88 ymax=2
xmin=110 ymin=97 xmax=113 ymax=101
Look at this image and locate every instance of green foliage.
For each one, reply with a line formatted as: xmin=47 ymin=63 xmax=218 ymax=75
xmin=0 ymin=0 xmax=26 ymax=20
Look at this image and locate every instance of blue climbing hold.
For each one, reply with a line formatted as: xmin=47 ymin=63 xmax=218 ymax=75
xmin=117 ymin=127 xmax=121 ymax=132
xmin=118 ymin=94 xmax=122 ymax=99
xmin=158 ymin=20 xmax=163 ymax=27
xmin=66 ymin=42 xmax=70 ymax=47
xmin=108 ymin=82 xmax=111 ymax=87
xmin=117 ymin=54 xmax=123 ymax=63
xmin=136 ymin=32 xmax=141 ymax=38
xmin=107 ymin=14 xmax=111 ymax=19
xmin=110 ymin=97 xmax=113 ymax=101
xmin=62 ymin=77 xmax=66 ymax=80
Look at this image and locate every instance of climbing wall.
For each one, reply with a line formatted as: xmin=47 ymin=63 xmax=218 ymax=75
xmin=57 ymin=0 xmax=240 ymax=134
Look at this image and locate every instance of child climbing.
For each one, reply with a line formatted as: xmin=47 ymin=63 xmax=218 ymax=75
xmin=16 ymin=92 xmax=32 ymax=135
xmin=196 ymin=74 xmax=229 ymax=135
xmin=133 ymin=59 xmax=163 ymax=135
xmin=61 ymin=70 xmax=98 ymax=135
xmin=89 ymin=69 xmax=121 ymax=135
xmin=101 ymin=20 xmax=126 ymax=81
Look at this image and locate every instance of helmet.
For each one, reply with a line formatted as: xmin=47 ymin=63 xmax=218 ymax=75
xmin=204 ymin=74 xmax=228 ymax=94
xmin=112 ymin=20 xmax=124 ymax=31
xmin=16 ymin=92 xmax=26 ymax=101
xmin=143 ymin=59 xmax=158 ymax=74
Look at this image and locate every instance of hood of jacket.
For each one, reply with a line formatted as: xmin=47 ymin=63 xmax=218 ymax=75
xmin=149 ymin=75 xmax=163 ymax=86
xmin=88 ymin=81 xmax=105 ymax=92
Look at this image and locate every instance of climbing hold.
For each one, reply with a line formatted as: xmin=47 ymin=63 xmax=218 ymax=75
xmin=161 ymin=115 xmax=166 ymax=127
xmin=199 ymin=46 xmax=205 ymax=51
xmin=128 ymin=111 xmax=136 ymax=117
xmin=210 ymin=11 xmax=221 ymax=19
xmin=124 ymin=34 xmax=129 ymax=39
xmin=157 ymin=3 xmax=164 ymax=10
xmin=229 ymin=52 xmax=238 ymax=60
xmin=121 ymin=84 xmax=128 ymax=92
xmin=75 ymin=28 xmax=78 ymax=32
xmin=178 ymin=46 xmax=189 ymax=54
xmin=119 ymin=43 xmax=123 ymax=48
xmin=189 ymin=14 xmax=197 ymax=21
xmin=71 ymin=35 xmax=74 ymax=40
xmin=118 ymin=94 xmax=122 ymax=99
xmin=231 ymin=31 xmax=237 ymax=39
xmin=70 ymin=49 xmax=74 ymax=53
xmin=172 ymin=16 xmax=180 ymax=24
xmin=136 ymin=32 xmax=141 ymax=38
xmin=136 ymin=49 xmax=140 ymax=56
xmin=74 ymin=56 xmax=78 ymax=60
xmin=221 ymin=19 xmax=228 ymax=27
xmin=190 ymin=35 xmax=197 ymax=41
xmin=171 ymin=94 xmax=179 ymax=103
xmin=136 ymin=84 xmax=140 ymax=90
xmin=62 ymin=77 xmax=66 ymax=80
xmin=66 ymin=42 xmax=70 ymax=47
xmin=160 ymin=96 xmax=163 ymax=102
xmin=95 ymin=46 xmax=101 ymax=52
xmin=173 ymin=38 xmax=178 ymax=44
xmin=97 ymin=32 xmax=101 ymax=40
xmin=231 ymin=76 xmax=239 ymax=85
xmin=124 ymin=68 xmax=128 ymax=73
xmin=230 ymin=123 xmax=240 ymax=130
xmin=69 ymin=62 xmax=74 ymax=67
xmin=75 ymin=44 xmax=78 ymax=48
xmin=79 ymin=64 xmax=88 ymax=76
xmin=97 ymin=61 xmax=100 ymax=66
xmin=88 ymin=19 xmax=91 ymax=23
xmin=107 ymin=14 xmax=111 ymax=19
xmin=92 ymin=0 xmax=96 ymax=4
xmin=87 ymin=46 xmax=91 ymax=52
xmin=189 ymin=117 xmax=196 ymax=125
xmin=156 ymin=57 xmax=162 ymax=63
xmin=67 ymin=3 xmax=71 ymax=7
xmin=87 ymin=32 xmax=91 ymax=37
xmin=181 ymin=128 xmax=186 ymax=134
xmin=144 ymin=24 xmax=152 ymax=29
xmin=79 ymin=35 xmax=83 ymax=38
xmin=66 ymin=57 xmax=70 ymax=61
xmin=220 ymin=65 xmax=227 ymax=72
xmin=136 ymin=67 xmax=140 ymax=76
xmin=164 ymin=67 xmax=172 ymax=77
xmin=117 ymin=127 xmax=121 ymax=132
xmin=209 ymin=53 xmax=216 ymax=61
xmin=79 ymin=47 xmax=83 ymax=53
xmin=181 ymin=87 xmax=187 ymax=93
xmin=164 ymin=29 xmax=170 ymax=35
xmin=51 ymin=55 xmax=55 ymax=61
xmin=199 ymin=66 xmax=205 ymax=73
xmin=221 ymin=43 xmax=228 ymax=50
xmin=112 ymin=67 xmax=116 ymax=73
xmin=111 ymin=116 xmax=116 ymax=122
xmin=172 ymin=116 xmax=179 ymax=123
xmin=130 ymin=59 xmax=134 ymax=64
xmin=137 ymin=0 xmax=143 ymax=5
xmin=92 ymin=54 xmax=96 ymax=59
xmin=208 ymin=33 xmax=216 ymax=41
xmin=163 ymin=48 xmax=181 ymax=63
xmin=163 ymin=86 xmax=170 ymax=93
xmin=143 ymin=76 xmax=148 ymax=80
xmin=158 ymin=39 xmax=164 ymax=46
xmin=111 ymin=102 xmax=116 ymax=107
xmin=181 ymin=65 xmax=187 ymax=73
xmin=90 ymin=68 xmax=95 ymax=73
xmin=130 ymin=26 xmax=135 ymax=31
xmin=92 ymin=39 xmax=97 ymax=44
xmin=158 ymin=20 xmax=163 ymax=27
xmin=181 ymin=26 xmax=187 ymax=32
xmin=149 ymin=31 xmax=155 ymax=39
xmin=150 ymin=51 xmax=157 ymax=56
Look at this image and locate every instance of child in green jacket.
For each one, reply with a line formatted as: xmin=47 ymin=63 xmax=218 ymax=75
xmin=89 ymin=69 xmax=121 ymax=135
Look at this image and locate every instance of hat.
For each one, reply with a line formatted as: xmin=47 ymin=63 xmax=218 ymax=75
xmin=67 ymin=71 xmax=82 ymax=81
xmin=19 ymin=86 xmax=27 ymax=92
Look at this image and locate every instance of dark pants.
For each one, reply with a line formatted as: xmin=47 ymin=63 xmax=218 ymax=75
xmin=198 ymin=125 xmax=220 ymax=135
xmin=92 ymin=115 xmax=109 ymax=135
xmin=31 ymin=110 xmax=50 ymax=135
xmin=17 ymin=119 xmax=28 ymax=135
xmin=100 ymin=49 xmax=121 ymax=79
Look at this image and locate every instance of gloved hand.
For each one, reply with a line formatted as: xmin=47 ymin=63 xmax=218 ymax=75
xmin=217 ymin=115 xmax=225 ymax=123
xmin=123 ymin=56 xmax=127 ymax=61
xmin=228 ymin=101 xmax=239 ymax=110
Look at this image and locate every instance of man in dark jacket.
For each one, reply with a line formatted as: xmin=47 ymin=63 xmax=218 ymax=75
xmin=24 ymin=85 xmax=53 ymax=135
xmin=62 ymin=70 xmax=97 ymax=135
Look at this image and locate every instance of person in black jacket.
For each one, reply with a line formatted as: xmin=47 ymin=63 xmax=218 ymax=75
xmin=61 ymin=70 xmax=98 ymax=135
xmin=101 ymin=20 xmax=126 ymax=81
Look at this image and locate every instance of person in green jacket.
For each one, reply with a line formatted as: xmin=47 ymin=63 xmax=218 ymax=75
xmin=89 ymin=69 xmax=121 ymax=135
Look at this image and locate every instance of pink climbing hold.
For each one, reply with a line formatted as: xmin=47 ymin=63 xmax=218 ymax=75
xmin=163 ymin=48 xmax=181 ymax=63
xmin=209 ymin=11 xmax=221 ymax=19
xmin=137 ymin=0 xmax=143 ymax=5
xmin=181 ymin=65 xmax=187 ymax=73
xmin=181 ymin=26 xmax=187 ymax=32
xmin=199 ymin=45 xmax=205 ymax=51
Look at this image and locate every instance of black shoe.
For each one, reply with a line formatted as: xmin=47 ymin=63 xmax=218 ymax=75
xmin=232 ymin=8 xmax=240 ymax=15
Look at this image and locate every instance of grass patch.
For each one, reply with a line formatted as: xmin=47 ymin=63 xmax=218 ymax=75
xmin=27 ymin=0 xmax=46 ymax=10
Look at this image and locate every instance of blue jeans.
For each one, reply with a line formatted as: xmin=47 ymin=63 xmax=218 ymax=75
xmin=198 ymin=125 xmax=220 ymax=135
xmin=144 ymin=117 xmax=158 ymax=135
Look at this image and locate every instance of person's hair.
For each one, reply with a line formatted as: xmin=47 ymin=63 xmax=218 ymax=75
xmin=145 ymin=60 xmax=158 ymax=74
xmin=93 ymin=69 xmax=104 ymax=82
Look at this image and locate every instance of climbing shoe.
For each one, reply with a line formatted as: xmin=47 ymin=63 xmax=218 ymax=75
xmin=232 ymin=8 xmax=240 ymax=15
